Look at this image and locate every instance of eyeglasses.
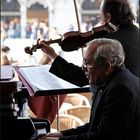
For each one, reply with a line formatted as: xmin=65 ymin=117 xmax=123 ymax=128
xmin=82 ymin=58 xmax=95 ymax=71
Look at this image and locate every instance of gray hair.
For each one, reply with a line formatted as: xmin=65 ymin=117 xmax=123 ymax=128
xmin=89 ymin=38 xmax=125 ymax=67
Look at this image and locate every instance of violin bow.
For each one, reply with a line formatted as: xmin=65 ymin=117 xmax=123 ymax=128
xmin=73 ymin=0 xmax=84 ymax=56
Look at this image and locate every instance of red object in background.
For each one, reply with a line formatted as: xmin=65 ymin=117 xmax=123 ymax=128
xmin=28 ymin=94 xmax=67 ymax=123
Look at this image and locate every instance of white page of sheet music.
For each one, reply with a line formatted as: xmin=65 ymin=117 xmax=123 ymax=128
xmin=18 ymin=65 xmax=79 ymax=92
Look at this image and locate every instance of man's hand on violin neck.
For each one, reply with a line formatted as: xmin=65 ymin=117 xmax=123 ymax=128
xmin=39 ymin=41 xmax=58 ymax=61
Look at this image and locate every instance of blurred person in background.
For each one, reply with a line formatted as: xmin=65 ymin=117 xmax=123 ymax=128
xmin=1 ymin=47 xmax=10 ymax=65
xmin=1 ymin=20 xmax=9 ymax=46
xmin=26 ymin=40 xmax=67 ymax=124
xmin=1 ymin=46 xmax=18 ymax=66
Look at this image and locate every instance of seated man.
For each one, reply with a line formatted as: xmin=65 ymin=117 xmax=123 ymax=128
xmin=35 ymin=38 xmax=140 ymax=140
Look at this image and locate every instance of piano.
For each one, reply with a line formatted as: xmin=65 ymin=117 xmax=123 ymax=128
xmin=0 ymin=81 xmax=50 ymax=140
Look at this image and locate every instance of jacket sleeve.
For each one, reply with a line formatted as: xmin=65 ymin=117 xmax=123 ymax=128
xmin=49 ymin=56 xmax=89 ymax=87
xmin=60 ymin=123 xmax=90 ymax=137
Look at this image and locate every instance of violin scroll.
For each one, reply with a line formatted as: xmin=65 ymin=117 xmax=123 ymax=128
xmin=24 ymin=44 xmax=40 ymax=55
xmin=24 ymin=46 xmax=33 ymax=55
xmin=24 ymin=38 xmax=40 ymax=55
xmin=24 ymin=38 xmax=61 ymax=55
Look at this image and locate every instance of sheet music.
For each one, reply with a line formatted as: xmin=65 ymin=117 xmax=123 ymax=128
xmin=18 ymin=65 xmax=80 ymax=93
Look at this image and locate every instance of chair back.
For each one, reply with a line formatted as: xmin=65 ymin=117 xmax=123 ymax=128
xmin=51 ymin=114 xmax=84 ymax=131
xmin=64 ymin=93 xmax=91 ymax=107
xmin=64 ymin=106 xmax=91 ymax=123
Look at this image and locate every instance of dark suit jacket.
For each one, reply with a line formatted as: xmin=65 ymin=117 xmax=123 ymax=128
xmin=58 ymin=65 xmax=140 ymax=140
xmin=104 ymin=23 xmax=139 ymax=77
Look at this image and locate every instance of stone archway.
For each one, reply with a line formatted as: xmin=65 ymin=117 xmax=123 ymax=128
xmin=27 ymin=3 xmax=48 ymax=22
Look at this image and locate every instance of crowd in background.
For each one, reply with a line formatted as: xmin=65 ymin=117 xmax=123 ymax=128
xmin=1 ymin=13 xmax=106 ymax=46
xmin=1 ymin=11 xmax=139 ymax=46
xmin=0 ymin=15 xmax=101 ymax=66
xmin=1 ymin=5 xmax=139 ymax=66
xmin=1 ymin=17 xmax=49 ymax=44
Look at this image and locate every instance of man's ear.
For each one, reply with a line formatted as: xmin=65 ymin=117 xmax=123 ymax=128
xmin=104 ymin=61 xmax=112 ymax=74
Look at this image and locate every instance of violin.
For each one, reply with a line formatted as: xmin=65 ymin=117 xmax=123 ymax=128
xmin=25 ymin=22 xmax=119 ymax=55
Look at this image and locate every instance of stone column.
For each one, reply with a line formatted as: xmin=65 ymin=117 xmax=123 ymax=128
xmin=18 ymin=0 xmax=27 ymax=38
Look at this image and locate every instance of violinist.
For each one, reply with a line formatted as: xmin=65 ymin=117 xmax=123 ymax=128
xmin=38 ymin=0 xmax=139 ymax=88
